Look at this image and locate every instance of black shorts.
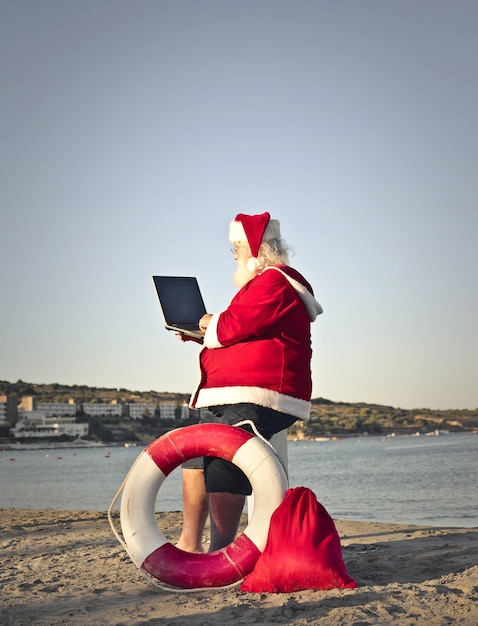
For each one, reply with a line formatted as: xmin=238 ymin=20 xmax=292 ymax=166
xmin=203 ymin=403 xmax=296 ymax=496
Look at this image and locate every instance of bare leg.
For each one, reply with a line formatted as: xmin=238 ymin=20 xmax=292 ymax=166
xmin=208 ymin=491 xmax=245 ymax=552
xmin=176 ymin=468 xmax=208 ymax=553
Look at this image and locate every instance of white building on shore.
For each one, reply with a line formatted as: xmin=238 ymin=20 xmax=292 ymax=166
xmin=12 ymin=415 xmax=89 ymax=439
xmin=19 ymin=396 xmax=78 ymax=418
xmin=1 ymin=394 xmax=208 ymax=440
xmin=36 ymin=401 xmax=77 ymax=417
xmin=128 ymin=403 xmax=158 ymax=419
xmin=81 ymin=401 xmax=124 ymax=417
xmin=128 ymin=401 xmax=191 ymax=420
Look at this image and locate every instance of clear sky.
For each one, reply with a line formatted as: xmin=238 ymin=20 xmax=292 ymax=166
xmin=1 ymin=0 xmax=477 ymax=410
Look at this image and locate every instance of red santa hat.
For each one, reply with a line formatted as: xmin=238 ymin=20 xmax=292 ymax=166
xmin=229 ymin=212 xmax=281 ymax=271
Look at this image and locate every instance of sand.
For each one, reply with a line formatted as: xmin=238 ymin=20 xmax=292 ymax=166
xmin=1 ymin=508 xmax=477 ymax=625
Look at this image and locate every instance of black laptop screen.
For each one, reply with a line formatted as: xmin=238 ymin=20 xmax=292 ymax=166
xmin=153 ymin=276 xmax=206 ymax=325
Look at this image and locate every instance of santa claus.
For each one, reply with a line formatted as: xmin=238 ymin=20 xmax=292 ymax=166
xmin=178 ymin=211 xmax=322 ymax=552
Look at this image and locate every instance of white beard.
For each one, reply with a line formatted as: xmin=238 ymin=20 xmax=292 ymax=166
xmin=233 ymin=261 xmax=256 ymax=288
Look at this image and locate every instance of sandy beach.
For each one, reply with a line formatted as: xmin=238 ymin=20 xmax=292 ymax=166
xmin=1 ymin=507 xmax=477 ymax=625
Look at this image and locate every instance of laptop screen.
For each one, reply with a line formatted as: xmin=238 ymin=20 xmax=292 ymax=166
xmin=152 ymin=276 xmax=207 ymax=326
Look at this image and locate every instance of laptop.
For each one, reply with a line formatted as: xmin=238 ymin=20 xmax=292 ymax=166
xmin=152 ymin=275 xmax=207 ymax=339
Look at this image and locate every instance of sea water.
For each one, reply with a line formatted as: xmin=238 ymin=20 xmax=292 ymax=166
xmin=1 ymin=432 xmax=477 ymax=527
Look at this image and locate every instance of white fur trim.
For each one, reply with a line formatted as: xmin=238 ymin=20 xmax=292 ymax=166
xmin=262 ymin=266 xmax=323 ymax=321
xmin=229 ymin=220 xmax=247 ymax=243
xmin=246 ymin=256 xmax=264 ymax=272
xmin=202 ymin=312 xmax=223 ymax=348
xmin=192 ymin=386 xmax=311 ymax=421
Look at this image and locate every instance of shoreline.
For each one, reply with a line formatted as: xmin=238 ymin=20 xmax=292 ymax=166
xmin=0 ymin=440 xmax=108 ymax=451
xmin=1 ymin=508 xmax=477 ymax=625
xmin=2 ymin=428 xmax=477 ymax=452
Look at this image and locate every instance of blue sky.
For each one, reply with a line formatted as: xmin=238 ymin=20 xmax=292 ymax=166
xmin=1 ymin=0 xmax=477 ymax=410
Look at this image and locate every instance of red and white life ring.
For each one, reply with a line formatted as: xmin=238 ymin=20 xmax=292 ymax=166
xmin=120 ymin=423 xmax=288 ymax=588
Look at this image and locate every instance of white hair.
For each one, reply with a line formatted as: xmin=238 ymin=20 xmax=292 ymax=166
xmin=258 ymin=237 xmax=292 ymax=266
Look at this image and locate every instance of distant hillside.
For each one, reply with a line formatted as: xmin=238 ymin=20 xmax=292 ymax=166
xmin=0 ymin=379 xmax=189 ymax=404
xmin=304 ymin=397 xmax=478 ymax=437
xmin=2 ymin=379 xmax=477 ymax=438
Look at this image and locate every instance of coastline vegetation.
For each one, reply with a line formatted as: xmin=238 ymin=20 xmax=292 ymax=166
xmin=1 ymin=379 xmax=477 ymax=444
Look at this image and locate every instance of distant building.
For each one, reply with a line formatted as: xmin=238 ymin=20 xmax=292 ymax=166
xmin=10 ymin=395 xmax=209 ymax=428
xmin=128 ymin=402 xmax=195 ymax=421
xmin=158 ymin=402 xmax=186 ymax=420
xmin=19 ymin=396 xmax=78 ymax=417
xmin=19 ymin=396 xmax=36 ymax=412
xmin=0 ymin=394 xmax=18 ymax=425
xmin=36 ymin=401 xmax=78 ymax=417
xmin=82 ymin=401 xmax=125 ymax=417
xmin=128 ymin=402 xmax=158 ymax=420
xmin=12 ymin=415 xmax=89 ymax=439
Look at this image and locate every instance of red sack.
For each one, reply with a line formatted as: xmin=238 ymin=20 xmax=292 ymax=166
xmin=241 ymin=486 xmax=356 ymax=593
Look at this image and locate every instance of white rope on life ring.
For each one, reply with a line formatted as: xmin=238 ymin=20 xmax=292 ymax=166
xmin=118 ymin=423 xmax=288 ymax=589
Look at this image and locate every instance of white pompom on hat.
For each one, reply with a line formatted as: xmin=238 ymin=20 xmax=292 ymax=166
xmin=229 ymin=212 xmax=281 ymax=271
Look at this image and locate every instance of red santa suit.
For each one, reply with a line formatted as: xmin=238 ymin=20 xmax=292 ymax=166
xmin=190 ymin=265 xmax=322 ymax=421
